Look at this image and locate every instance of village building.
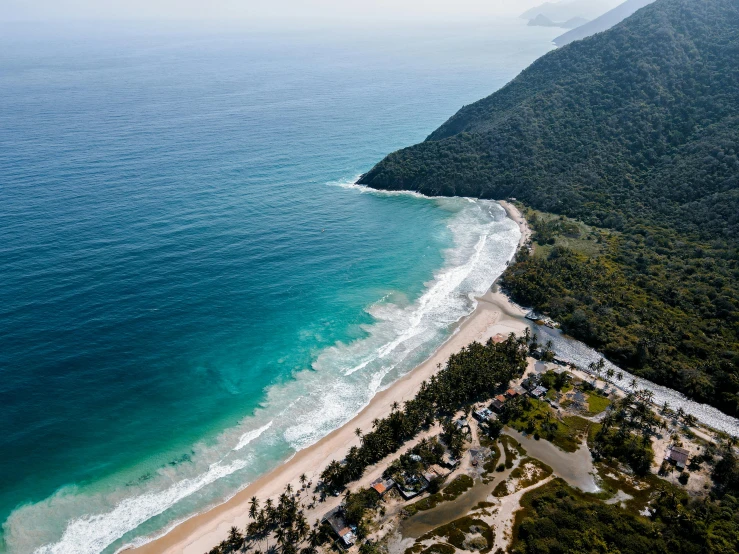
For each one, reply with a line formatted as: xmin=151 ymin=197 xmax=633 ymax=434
xmin=490 ymin=397 xmax=505 ymax=413
xmin=666 ymin=446 xmax=690 ymax=470
xmin=522 ymin=375 xmax=540 ymax=391
xmin=455 ymin=418 xmax=471 ymax=432
xmin=473 ymin=407 xmax=494 ymax=422
xmin=370 ymin=477 xmax=395 ymax=498
xmin=397 ymin=473 xmax=429 ymax=500
xmin=322 ymin=506 xmax=356 ymax=547
xmin=441 ymin=451 xmax=459 ymax=469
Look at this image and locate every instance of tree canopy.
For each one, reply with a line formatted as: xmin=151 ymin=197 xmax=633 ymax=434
xmin=359 ymin=0 xmax=739 ymax=415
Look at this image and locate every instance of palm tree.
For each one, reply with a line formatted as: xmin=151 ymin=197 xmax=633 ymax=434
xmin=299 ymin=473 xmax=307 ymax=488
xmin=249 ymin=496 xmax=260 ymax=521
xmin=604 ymin=366 xmax=613 ymax=380
xmin=630 ymin=378 xmax=638 ymax=391
xmin=227 ymin=526 xmax=244 ymax=552
xmin=354 ymin=427 xmax=362 ymax=438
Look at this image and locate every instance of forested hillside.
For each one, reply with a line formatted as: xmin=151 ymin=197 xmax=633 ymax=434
xmin=359 ymin=0 xmax=739 ymax=415
xmin=553 ymin=0 xmax=656 ymax=46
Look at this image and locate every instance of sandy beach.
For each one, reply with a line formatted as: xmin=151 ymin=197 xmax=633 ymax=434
xmin=129 ymin=202 xmax=531 ymax=554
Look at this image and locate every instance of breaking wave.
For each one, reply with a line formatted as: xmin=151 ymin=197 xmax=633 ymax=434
xmin=2 ymin=189 xmax=520 ymax=554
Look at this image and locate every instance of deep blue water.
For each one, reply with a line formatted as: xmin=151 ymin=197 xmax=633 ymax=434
xmin=0 ymin=21 xmax=557 ymax=553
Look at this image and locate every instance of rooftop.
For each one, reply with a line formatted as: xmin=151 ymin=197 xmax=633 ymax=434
xmin=668 ymin=446 xmax=690 ymax=464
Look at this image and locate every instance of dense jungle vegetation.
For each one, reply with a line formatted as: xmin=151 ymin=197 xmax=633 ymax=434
xmin=359 ymin=0 xmax=739 ymax=416
xmin=511 ymin=476 xmax=739 ymax=554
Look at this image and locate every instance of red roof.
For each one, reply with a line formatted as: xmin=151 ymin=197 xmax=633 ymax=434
xmin=495 ymin=394 xmax=506 ymax=403
xmin=372 ymin=482 xmax=387 ymax=494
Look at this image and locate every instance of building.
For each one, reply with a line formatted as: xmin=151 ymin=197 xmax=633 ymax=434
xmin=322 ymin=507 xmax=356 ymax=547
xmin=370 ymin=477 xmax=395 ymax=497
xmin=531 ymin=385 xmax=548 ymax=399
xmin=422 ymin=465 xmax=447 ymax=483
xmin=455 ymin=418 xmax=471 ymax=432
xmin=441 ymin=451 xmax=459 ymax=469
xmin=429 ymin=463 xmax=448 ymax=477
xmin=522 ymin=375 xmax=540 ymax=391
xmin=397 ymin=473 xmax=430 ymax=500
xmin=505 ymin=388 xmax=520 ymax=399
xmin=490 ymin=397 xmax=505 ymax=413
xmin=473 ymin=407 xmax=494 ymax=422
xmin=667 ymin=446 xmax=690 ymax=470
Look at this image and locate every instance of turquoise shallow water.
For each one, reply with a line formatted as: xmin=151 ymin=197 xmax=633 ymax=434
xmin=0 ymin=20 xmax=557 ymax=553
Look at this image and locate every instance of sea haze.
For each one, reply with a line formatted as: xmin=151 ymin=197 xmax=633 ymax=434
xmin=0 ymin=20 xmax=557 ymax=553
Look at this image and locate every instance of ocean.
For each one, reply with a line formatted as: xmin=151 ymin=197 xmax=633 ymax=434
xmin=0 ymin=20 xmax=558 ymax=553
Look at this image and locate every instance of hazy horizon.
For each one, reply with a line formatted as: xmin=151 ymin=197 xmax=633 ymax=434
xmin=2 ymin=0 xmax=555 ymax=23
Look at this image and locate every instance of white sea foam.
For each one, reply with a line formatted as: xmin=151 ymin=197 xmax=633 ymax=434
xmin=335 ymin=180 xmax=432 ymax=200
xmin=233 ymin=421 xmax=273 ymax=451
xmin=282 ymin=196 xmax=519 ymax=450
xmin=4 ymin=194 xmax=519 ymax=554
xmin=32 ymin=460 xmax=247 ymax=554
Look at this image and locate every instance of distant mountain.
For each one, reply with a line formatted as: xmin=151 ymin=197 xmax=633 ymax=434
xmin=562 ymin=16 xmax=589 ymax=28
xmin=528 ymin=14 xmax=590 ymax=28
xmin=554 ymin=0 xmax=656 ymax=46
xmin=359 ymin=0 xmax=739 ymax=416
xmin=527 ymin=14 xmax=558 ymax=27
xmin=521 ymin=0 xmax=619 ymax=22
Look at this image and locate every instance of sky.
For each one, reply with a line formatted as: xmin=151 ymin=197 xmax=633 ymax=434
xmin=1 ymin=0 xmax=551 ymax=23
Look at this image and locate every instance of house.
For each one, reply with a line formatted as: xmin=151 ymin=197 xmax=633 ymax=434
xmin=370 ymin=477 xmax=395 ymax=497
xmin=429 ymin=463 xmax=448 ymax=477
xmin=455 ymin=418 xmax=470 ymax=432
xmin=490 ymin=397 xmax=505 ymax=413
xmin=322 ymin=507 xmax=356 ymax=547
xmin=473 ymin=407 xmax=494 ymax=422
xmin=397 ymin=473 xmax=430 ymax=500
xmin=423 ymin=465 xmax=445 ymax=483
xmin=667 ymin=446 xmax=690 ymax=470
xmin=441 ymin=451 xmax=459 ymax=469
xmin=522 ymin=375 xmax=540 ymax=391
xmin=505 ymin=388 xmax=519 ymax=399
xmin=531 ymin=385 xmax=548 ymax=399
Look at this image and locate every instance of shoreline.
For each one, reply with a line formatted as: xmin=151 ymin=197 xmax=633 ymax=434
xmin=128 ymin=202 xmax=531 ymax=554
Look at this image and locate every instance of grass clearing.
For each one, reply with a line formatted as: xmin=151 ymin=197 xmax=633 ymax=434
xmin=507 ymin=399 xmax=589 ymax=452
xmin=587 ymin=393 xmax=611 ymax=415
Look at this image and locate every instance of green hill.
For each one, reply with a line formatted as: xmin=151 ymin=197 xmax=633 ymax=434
xmin=359 ymin=0 xmax=739 ymax=416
